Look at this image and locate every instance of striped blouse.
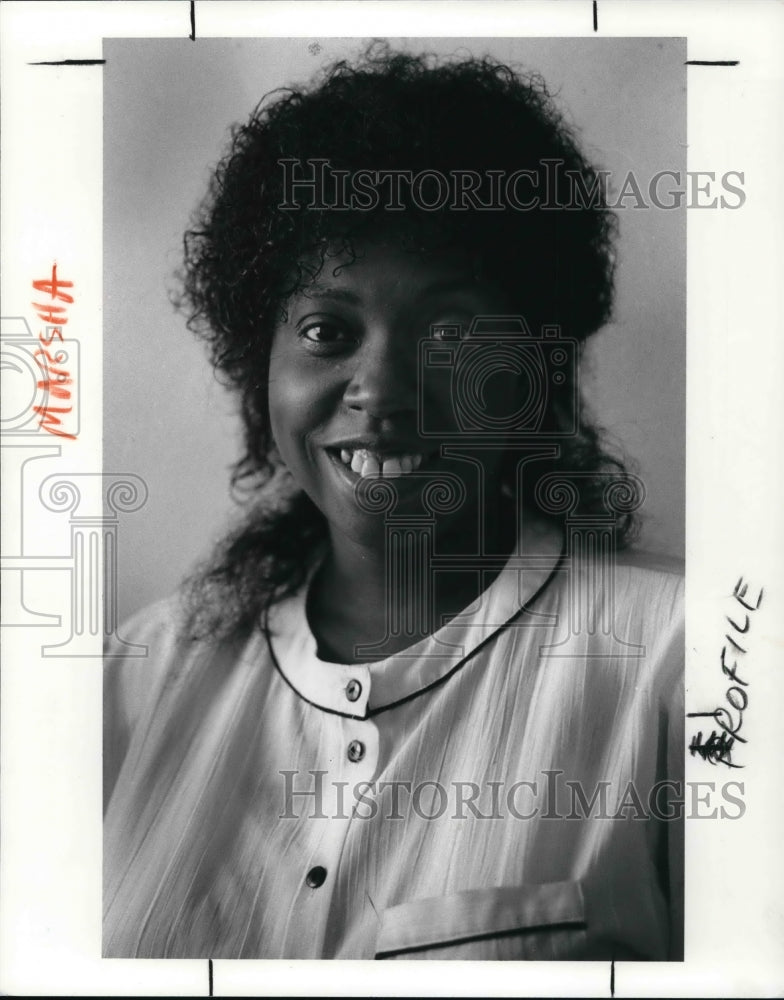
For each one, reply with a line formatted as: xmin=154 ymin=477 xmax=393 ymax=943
xmin=103 ymin=525 xmax=684 ymax=960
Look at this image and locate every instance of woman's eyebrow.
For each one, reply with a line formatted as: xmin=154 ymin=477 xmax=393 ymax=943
xmin=301 ymin=284 xmax=362 ymax=305
xmin=298 ymin=276 xmax=486 ymax=306
xmin=418 ymin=278 xmax=482 ymax=299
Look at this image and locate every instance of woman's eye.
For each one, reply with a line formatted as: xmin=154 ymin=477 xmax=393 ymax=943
xmin=299 ymin=321 xmax=352 ymax=346
xmin=430 ymin=322 xmax=468 ymax=342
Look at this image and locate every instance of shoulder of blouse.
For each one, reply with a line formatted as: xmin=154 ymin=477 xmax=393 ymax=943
xmin=106 ymin=592 xmax=184 ymax=651
xmin=103 ymin=591 xmax=261 ymax=808
xmin=613 ymin=548 xmax=685 ymax=695
xmin=613 ymin=547 xmax=685 ymax=579
xmin=610 ymin=547 xmax=685 ymax=613
xmin=104 ymin=588 xmax=260 ymax=698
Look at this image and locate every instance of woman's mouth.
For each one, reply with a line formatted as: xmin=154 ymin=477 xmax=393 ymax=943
xmin=327 ymin=447 xmax=433 ymax=479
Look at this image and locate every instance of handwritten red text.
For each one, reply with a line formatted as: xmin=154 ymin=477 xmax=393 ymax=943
xmin=32 ymin=263 xmax=76 ymax=440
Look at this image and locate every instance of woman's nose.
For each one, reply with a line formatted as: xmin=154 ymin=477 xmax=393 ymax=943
xmin=343 ymin=334 xmax=419 ymax=418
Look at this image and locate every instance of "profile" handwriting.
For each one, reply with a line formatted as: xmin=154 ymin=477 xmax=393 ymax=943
xmin=687 ymin=577 xmax=763 ymax=769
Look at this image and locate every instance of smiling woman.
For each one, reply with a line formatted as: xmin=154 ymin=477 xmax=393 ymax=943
xmin=103 ymin=42 xmax=684 ymax=961
xmin=268 ymin=241 xmax=522 ymax=658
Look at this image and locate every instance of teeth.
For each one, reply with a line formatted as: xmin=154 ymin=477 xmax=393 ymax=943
xmin=360 ymin=455 xmax=380 ymax=477
xmin=337 ymin=448 xmax=425 ymax=478
xmin=382 ymin=457 xmax=403 ymax=478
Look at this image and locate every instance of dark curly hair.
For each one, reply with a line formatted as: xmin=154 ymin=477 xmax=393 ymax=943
xmin=177 ymin=42 xmax=639 ymax=640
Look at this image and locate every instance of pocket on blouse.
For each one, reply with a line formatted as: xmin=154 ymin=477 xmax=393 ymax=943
xmin=374 ymin=880 xmax=585 ymax=959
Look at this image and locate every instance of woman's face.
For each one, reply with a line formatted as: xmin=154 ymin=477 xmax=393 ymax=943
xmin=268 ymin=240 xmax=519 ymax=548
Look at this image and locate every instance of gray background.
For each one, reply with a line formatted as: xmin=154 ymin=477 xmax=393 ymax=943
xmin=104 ymin=37 xmax=686 ymax=620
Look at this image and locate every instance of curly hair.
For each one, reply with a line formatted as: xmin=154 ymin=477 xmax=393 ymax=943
xmin=177 ymin=42 xmax=639 ymax=640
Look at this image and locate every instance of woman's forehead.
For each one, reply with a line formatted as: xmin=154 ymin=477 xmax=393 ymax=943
xmin=291 ymin=237 xmax=498 ymax=301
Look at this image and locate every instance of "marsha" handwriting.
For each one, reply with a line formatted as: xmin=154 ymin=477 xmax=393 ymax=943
xmin=32 ymin=262 xmax=76 ymax=440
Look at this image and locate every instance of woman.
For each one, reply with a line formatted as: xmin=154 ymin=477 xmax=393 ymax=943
xmin=104 ymin=45 xmax=684 ymax=960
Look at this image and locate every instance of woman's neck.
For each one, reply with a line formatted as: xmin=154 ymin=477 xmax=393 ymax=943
xmin=307 ymin=497 xmax=517 ymax=663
